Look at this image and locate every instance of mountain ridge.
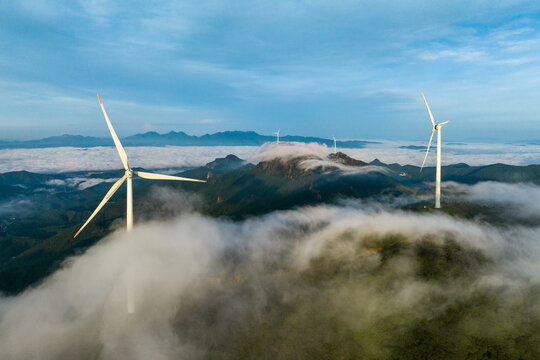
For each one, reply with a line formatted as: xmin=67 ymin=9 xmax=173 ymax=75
xmin=0 ymin=131 xmax=377 ymax=149
xmin=2 ymin=152 xmax=539 ymax=295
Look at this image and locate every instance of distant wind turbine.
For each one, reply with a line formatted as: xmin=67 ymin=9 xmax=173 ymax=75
xmin=419 ymin=90 xmax=451 ymax=209
xmin=74 ymin=95 xmax=206 ymax=239
xmin=332 ymin=136 xmax=337 ymax=154
xmin=274 ymin=129 xmax=280 ymax=144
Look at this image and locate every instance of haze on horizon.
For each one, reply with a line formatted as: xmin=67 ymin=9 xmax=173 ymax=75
xmin=1 ymin=1 xmax=540 ymax=142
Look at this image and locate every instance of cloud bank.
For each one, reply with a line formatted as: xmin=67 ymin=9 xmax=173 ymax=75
xmin=0 ymin=203 xmax=539 ymax=359
xmin=452 ymin=181 xmax=540 ymax=220
xmin=0 ymin=146 xmax=259 ymax=173
xmin=2 ymin=141 xmax=538 ymax=174
xmin=343 ymin=140 xmax=540 ymax=167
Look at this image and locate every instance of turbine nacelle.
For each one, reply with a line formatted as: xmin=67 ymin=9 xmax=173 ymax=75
xmin=434 ymin=120 xmax=451 ymax=131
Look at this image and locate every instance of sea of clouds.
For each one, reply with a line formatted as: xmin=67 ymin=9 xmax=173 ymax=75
xmin=0 ymin=140 xmax=539 ymax=173
xmin=0 ymin=146 xmax=259 ymax=173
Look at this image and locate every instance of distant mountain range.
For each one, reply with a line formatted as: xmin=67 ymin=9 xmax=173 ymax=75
xmin=0 ymin=131 xmax=377 ymax=149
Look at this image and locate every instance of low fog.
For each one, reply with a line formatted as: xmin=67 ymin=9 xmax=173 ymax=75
xmin=47 ymin=177 xmax=119 ymax=190
xmin=1 ymin=199 xmax=539 ymax=359
xmin=465 ymin=181 xmax=540 ymax=218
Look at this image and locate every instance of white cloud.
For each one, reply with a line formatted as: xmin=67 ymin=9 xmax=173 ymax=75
xmin=342 ymin=140 xmax=540 ymax=166
xmin=0 ymin=146 xmax=260 ymax=173
xmin=46 ymin=177 xmax=118 ymax=190
xmin=250 ymin=142 xmax=329 ymax=163
xmin=457 ymin=181 xmax=540 ymax=218
xmin=417 ymin=47 xmax=485 ymax=62
xmin=0 ymin=141 xmax=539 ymax=174
xmin=71 ymin=177 xmax=119 ymax=190
xmin=45 ymin=179 xmax=66 ymax=186
xmin=250 ymin=142 xmax=389 ymax=174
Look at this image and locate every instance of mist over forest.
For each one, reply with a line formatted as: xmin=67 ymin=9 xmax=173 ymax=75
xmin=1 ymin=202 xmax=539 ymax=359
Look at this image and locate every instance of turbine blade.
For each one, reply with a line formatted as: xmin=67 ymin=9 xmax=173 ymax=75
xmin=420 ymin=129 xmax=435 ymax=172
xmin=420 ymin=90 xmax=435 ymax=127
xmin=98 ymin=94 xmax=129 ymax=170
xmin=135 ymin=171 xmax=206 ymax=183
xmin=74 ymin=174 xmax=127 ymax=238
xmin=438 ymin=120 xmax=451 ymax=126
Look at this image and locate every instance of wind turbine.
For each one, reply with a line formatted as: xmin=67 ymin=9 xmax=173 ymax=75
xmin=74 ymin=95 xmax=206 ymax=313
xmin=419 ymin=90 xmax=451 ymax=209
xmin=332 ymin=136 xmax=337 ymax=154
xmin=273 ymin=129 xmax=280 ymax=144
xmin=74 ymin=95 xmax=206 ymax=239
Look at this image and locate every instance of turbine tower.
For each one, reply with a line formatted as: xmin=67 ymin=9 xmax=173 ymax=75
xmin=419 ymin=90 xmax=451 ymax=209
xmin=74 ymin=95 xmax=206 ymax=239
xmin=274 ymin=129 xmax=280 ymax=144
xmin=332 ymin=136 xmax=337 ymax=154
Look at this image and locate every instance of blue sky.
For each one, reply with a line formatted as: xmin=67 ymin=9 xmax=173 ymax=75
xmin=1 ymin=0 xmax=540 ymax=141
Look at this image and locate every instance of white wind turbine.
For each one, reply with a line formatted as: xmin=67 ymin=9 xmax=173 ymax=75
xmin=274 ymin=129 xmax=280 ymax=144
xmin=74 ymin=95 xmax=206 ymax=313
xmin=419 ymin=90 xmax=451 ymax=209
xmin=74 ymin=95 xmax=206 ymax=237
xmin=332 ymin=136 xmax=337 ymax=154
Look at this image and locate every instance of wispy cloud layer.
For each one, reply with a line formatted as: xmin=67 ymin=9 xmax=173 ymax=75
xmin=0 ymin=203 xmax=538 ymax=358
xmin=46 ymin=177 xmax=118 ymax=190
xmin=458 ymin=181 xmax=540 ymax=218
